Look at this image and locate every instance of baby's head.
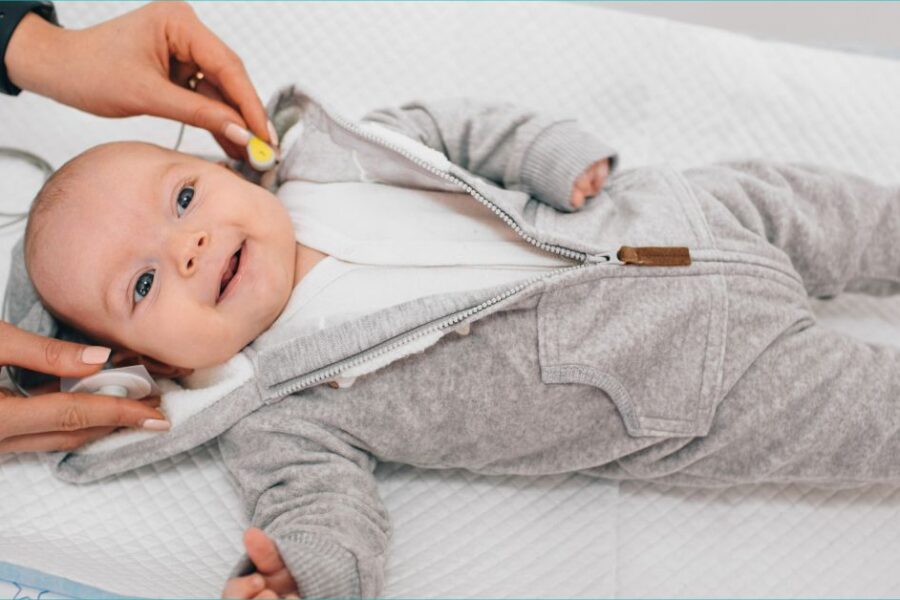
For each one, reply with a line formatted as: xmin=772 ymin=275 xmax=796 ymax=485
xmin=25 ymin=142 xmax=297 ymax=370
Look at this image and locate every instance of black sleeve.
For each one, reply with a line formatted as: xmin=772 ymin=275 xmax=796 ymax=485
xmin=0 ymin=1 xmax=58 ymax=95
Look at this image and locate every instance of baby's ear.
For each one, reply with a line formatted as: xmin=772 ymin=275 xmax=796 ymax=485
xmin=110 ymin=349 xmax=194 ymax=379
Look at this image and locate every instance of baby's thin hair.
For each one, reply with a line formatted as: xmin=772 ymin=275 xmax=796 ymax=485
xmin=22 ymin=150 xmax=111 ymax=347
xmin=24 ymin=149 xmax=96 ymax=268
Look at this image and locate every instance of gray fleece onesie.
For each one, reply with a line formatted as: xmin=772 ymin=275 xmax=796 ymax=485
xmin=5 ymin=85 xmax=900 ymax=598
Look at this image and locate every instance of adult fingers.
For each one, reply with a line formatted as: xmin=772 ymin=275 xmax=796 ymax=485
xmin=0 ymin=392 xmax=167 ymax=439
xmin=139 ymin=396 xmax=162 ymax=410
xmin=169 ymin=60 xmax=198 ymax=89
xmin=148 ymin=80 xmax=248 ymax=160
xmin=164 ymin=5 xmax=271 ymax=143
xmin=0 ymin=321 xmax=110 ymax=378
xmin=26 ymin=381 xmax=60 ymax=395
xmin=0 ymin=426 xmax=116 ymax=453
xmin=193 ymin=77 xmax=248 ymax=160
xmin=222 ymin=574 xmax=265 ymax=599
xmin=166 ymin=61 xmax=244 ymax=159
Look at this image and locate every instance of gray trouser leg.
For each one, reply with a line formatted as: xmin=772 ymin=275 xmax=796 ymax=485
xmin=685 ymin=160 xmax=900 ymax=298
xmin=608 ymin=162 xmax=900 ymax=486
xmin=636 ymin=320 xmax=900 ymax=487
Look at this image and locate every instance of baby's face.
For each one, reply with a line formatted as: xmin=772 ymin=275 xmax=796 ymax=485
xmin=29 ymin=142 xmax=297 ymax=369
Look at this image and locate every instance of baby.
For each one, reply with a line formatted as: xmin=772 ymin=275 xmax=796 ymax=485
xmin=25 ymin=140 xmax=319 ymax=370
xmin=16 ymin=86 xmax=900 ymax=598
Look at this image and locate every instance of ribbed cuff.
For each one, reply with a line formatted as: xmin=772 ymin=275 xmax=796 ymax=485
xmin=519 ymin=121 xmax=618 ymax=212
xmin=232 ymin=532 xmax=362 ymax=599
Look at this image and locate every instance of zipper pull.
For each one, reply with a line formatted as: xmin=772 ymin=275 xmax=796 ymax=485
xmin=617 ymin=246 xmax=692 ymax=266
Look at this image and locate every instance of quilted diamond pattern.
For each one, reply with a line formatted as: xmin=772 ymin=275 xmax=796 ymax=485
xmin=1 ymin=2 xmax=899 ymax=597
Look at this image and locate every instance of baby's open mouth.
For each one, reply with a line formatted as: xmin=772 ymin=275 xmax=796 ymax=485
xmin=217 ymin=243 xmax=244 ymax=302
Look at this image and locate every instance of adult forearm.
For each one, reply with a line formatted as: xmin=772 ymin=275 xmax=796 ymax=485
xmin=5 ymin=12 xmax=68 ymax=98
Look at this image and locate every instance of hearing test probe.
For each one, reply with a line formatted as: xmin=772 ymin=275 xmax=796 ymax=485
xmin=180 ymin=70 xmax=279 ymax=172
xmin=61 ymin=365 xmax=160 ymax=399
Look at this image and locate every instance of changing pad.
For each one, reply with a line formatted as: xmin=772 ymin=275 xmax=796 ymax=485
xmin=2 ymin=2 xmax=900 ymax=597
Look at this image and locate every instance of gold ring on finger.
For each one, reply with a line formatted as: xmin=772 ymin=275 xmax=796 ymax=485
xmin=187 ymin=71 xmax=205 ymax=91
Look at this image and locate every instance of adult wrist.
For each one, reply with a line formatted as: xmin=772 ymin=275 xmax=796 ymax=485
xmin=3 ymin=3 xmax=61 ymax=95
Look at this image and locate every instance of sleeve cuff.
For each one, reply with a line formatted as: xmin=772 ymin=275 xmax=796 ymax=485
xmin=231 ymin=532 xmax=363 ymax=599
xmin=518 ymin=121 xmax=618 ymax=212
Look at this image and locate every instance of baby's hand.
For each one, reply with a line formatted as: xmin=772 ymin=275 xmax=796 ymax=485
xmin=222 ymin=528 xmax=301 ymax=599
xmin=570 ymin=158 xmax=611 ymax=209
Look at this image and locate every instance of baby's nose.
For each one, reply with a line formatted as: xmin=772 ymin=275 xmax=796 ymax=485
xmin=178 ymin=231 xmax=210 ymax=277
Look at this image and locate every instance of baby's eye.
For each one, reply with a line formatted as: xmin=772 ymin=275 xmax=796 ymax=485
xmin=134 ymin=270 xmax=155 ymax=304
xmin=175 ymin=186 xmax=195 ymax=216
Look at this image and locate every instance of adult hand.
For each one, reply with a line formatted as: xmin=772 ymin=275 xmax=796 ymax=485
xmin=0 ymin=321 xmax=169 ymax=454
xmin=5 ymin=2 xmax=274 ymax=160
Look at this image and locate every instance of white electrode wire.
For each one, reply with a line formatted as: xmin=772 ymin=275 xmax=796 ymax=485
xmin=173 ymin=121 xmax=187 ymax=151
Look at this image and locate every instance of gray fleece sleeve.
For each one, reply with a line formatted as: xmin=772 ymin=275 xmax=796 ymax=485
xmin=362 ymin=98 xmax=618 ymax=212
xmin=218 ymin=403 xmax=391 ymax=599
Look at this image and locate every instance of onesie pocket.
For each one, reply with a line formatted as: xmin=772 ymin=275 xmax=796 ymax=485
xmin=537 ymin=272 xmax=727 ymax=438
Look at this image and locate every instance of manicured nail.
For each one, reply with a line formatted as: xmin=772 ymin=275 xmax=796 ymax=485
xmin=267 ymin=120 xmax=279 ymax=148
xmin=141 ymin=419 xmax=171 ymax=431
xmin=223 ymin=122 xmax=252 ymax=146
xmin=81 ymin=346 xmax=111 ymax=365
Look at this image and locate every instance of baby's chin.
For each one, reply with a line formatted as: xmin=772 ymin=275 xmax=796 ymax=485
xmin=148 ymin=319 xmax=277 ymax=371
xmin=143 ymin=337 xmax=248 ymax=372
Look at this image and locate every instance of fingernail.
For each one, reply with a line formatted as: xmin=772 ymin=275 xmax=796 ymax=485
xmin=141 ymin=419 xmax=171 ymax=431
xmin=223 ymin=122 xmax=252 ymax=146
xmin=250 ymin=575 xmax=265 ymax=588
xmin=267 ymin=120 xmax=279 ymax=148
xmin=81 ymin=346 xmax=111 ymax=365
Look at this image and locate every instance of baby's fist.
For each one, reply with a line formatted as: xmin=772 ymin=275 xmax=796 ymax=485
xmin=571 ymin=158 xmax=610 ymax=209
xmin=222 ymin=528 xmax=300 ymax=599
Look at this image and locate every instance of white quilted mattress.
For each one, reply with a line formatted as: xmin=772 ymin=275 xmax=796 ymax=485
xmin=2 ymin=2 xmax=900 ymax=597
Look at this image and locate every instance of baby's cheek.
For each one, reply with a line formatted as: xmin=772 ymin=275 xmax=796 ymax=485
xmin=131 ymin=310 xmax=208 ymax=369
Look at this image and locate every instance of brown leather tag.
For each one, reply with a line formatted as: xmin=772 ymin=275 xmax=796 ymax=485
xmin=617 ymin=246 xmax=692 ymax=266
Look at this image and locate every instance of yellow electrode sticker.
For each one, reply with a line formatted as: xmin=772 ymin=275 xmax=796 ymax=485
xmin=247 ymin=136 xmax=276 ymax=171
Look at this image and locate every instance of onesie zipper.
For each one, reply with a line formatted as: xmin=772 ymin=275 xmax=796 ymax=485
xmin=267 ymin=114 xmax=692 ymax=397
xmin=347 ymin=115 xmax=701 ymax=264
xmin=267 ymin=263 xmax=587 ymax=396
